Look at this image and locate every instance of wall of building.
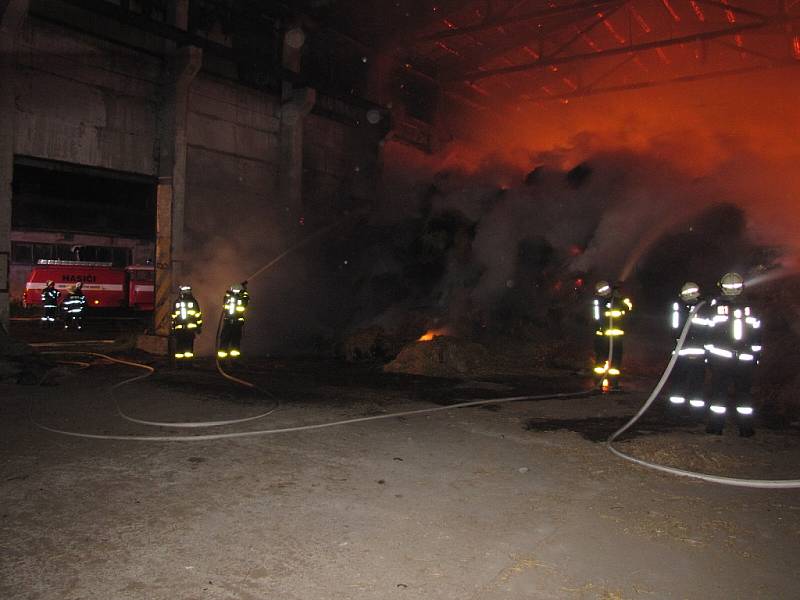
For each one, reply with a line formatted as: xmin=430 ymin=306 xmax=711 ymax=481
xmin=303 ymin=111 xmax=384 ymax=220
xmin=13 ymin=17 xmax=161 ymax=175
xmin=7 ymin=15 xmax=384 ymax=314
xmin=184 ymin=73 xmax=281 ymax=252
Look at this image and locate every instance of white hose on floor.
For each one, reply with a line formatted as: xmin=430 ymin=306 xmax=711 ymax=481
xmin=34 ymin=351 xmax=593 ymax=441
xmin=606 ymin=302 xmax=800 ymax=489
xmin=39 ymin=352 xmax=278 ymax=429
xmin=34 ymin=389 xmax=594 ymax=442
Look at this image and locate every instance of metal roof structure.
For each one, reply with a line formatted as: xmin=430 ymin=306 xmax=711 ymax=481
xmin=359 ymin=0 xmax=800 ymax=108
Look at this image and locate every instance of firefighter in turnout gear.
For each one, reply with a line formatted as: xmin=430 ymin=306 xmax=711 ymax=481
xmin=62 ymin=282 xmax=87 ymax=330
xmin=171 ymin=285 xmax=203 ymax=360
xmin=592 ymin=280 xmax=633 ymax=392
xmin=41 ymin=280 xmax=60 ymax=327
xmin=217 ymin=282 xmax=249 ymax=359
xmin=704 ymin=273 xmax=762 ymax=437
xmin=667 ymin=282 xmax=708 ymax=413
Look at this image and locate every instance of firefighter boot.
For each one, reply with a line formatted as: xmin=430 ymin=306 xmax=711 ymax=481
xmin=738 ymin=415 xmax=755 ymax=437
xmin=705 ymin=411 xmax=725 ymax=435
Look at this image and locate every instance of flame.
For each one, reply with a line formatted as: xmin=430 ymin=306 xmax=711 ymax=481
xmin=418 ymin=327 xmax=450 ymax=342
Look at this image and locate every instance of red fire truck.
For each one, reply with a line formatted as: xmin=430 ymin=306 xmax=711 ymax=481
xmin=23 ymin=260 xmax=155 ymax=311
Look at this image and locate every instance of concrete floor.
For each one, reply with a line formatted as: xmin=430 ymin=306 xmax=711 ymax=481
xmin=1 ymin=355 xmax=800 ymax=599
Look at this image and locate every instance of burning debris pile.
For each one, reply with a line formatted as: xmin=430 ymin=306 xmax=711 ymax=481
xmin=324 ymin=144 xmax=783 ymax=381
xmin=383 ymin=334 xmax=489 ymax=377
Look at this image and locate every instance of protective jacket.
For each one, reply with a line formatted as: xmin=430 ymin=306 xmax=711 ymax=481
xmin=41 ymin=285 xmax=60 ymax=325
xmin=62 ymin=290 xmax=87 ymax=329
xmin=222 ymin=287 xmax=249 ymax=324
xmin=667 ymin=297 xmax=708 ymax=409
xmin=171 ymin=294 xmax=203 ymax=333
xmin=704 ymin=298 xmax=762 ymax=364
xmin=218 ymin=287 xmax=249 ymax=358
xmin=671 ymin=299 xmax=707 ymax=359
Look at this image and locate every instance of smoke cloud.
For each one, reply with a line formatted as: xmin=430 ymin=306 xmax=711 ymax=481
xmin=184 ymin=68 xmax=799 ymax=356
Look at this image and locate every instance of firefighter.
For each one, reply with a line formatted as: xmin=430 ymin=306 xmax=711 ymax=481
xmin=62 ymin=282 xmax=87 ymax=330
xmin=667 ymin=282 xmax=708 ymax=413
xmin=40 ymin=280 xmax=60 ymax=327
xmin=217 ymin=281 xmax=249 ymax=359
xmin=171 ymin=285 xmax=203 ymax=360
xmin=704 ymin=272 xmax=762 ymax=437
xmin=592 ymin=280 xmax=633 ymax=392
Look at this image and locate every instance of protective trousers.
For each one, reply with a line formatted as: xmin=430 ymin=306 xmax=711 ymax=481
xmin=219 ymin=322 xmax=243 ymax=357
xmin=706 ymin=356 xmax=755 ymax=436
xmin=42 ymin=306 xmax=58 ymax=326
xmin=173 ymin=331 xmax=196 ymax=359
xmin=668 ymin=356 xmax=706 ymax=412
xmin=594 ymin=335 xmax=623 ymax=388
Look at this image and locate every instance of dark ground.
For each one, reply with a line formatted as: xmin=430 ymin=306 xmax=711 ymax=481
xmin=2 ymin=319 xmax=800 ymax=599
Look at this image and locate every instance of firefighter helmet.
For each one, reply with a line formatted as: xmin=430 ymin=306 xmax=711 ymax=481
xmin=178 ymin=284 xmax=192 ymax=293
xmin=67 ymin=284 xmax=77 ymax=294
xmin=46 ymin=280 xmax=54 ymax=287
xmin=718 ymin=272 xmax=744 ymax=296
xmin=680 ymin=281 xmax=700 ymax=302
xmin=595 ymin=280 xmax=612 ymax=297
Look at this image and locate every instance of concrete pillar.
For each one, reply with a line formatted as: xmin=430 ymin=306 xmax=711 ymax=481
xmin=0 ymin=0 xmax=29 ymax=334
xmin=278 ymin=87 xmax=316 ymax=220
xmin=153 ymin=45 xmax=202 ymax=338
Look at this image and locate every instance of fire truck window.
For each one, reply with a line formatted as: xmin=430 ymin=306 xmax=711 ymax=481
xmin=132 ymin=270 xmax=154 ymax=282
xmin=94 ymin=247 xmax=112 ymax=263
xmin=55 ymin=245 xmax=73 ymax=260
xmin=11 ymin=242 xmax=33 ymax=264
xmin=111 ymin=247 xmax=130 ymax=267
xmin=33 ymin=244 xmax=53 ymax=262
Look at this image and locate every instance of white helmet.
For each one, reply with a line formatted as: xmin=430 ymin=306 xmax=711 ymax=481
xmin=680 ymin=281 xmax=700 ymax=302
xmin=718 ymin=272 xmax=744 ymax=296
xmin=595 ymin=280 xmax=612 ymax=297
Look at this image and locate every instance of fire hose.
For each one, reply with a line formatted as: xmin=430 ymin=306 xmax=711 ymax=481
xmin=606 ymin=301 xmax=800 ymax=489
xmin=38 ymin=351 xmax=279 ymax=429
xmin=32 ymin=350 xmax=594 ymax=441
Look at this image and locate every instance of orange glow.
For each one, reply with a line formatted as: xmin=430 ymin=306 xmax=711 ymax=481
xmin=522 ymin=45 xmax=540 ymax=59
xmin=630 ymin=6 xmax=651 ymax=33
xmin=602 ymin=18 xmax=626 ymax=45
xmin=436 ymin=41 xmax=460 ymax=56
xmin=418 ymin=328 xmax=450 ymax=342
xmin=381 ymin=35 xmax=800 ymax=271
xmin=579 ymin=30 xmax=602 ymax=52
xmin=660 ymin=0 xmax=681 ymax=22
xmin=720 ymin=0 xmax=736 ymax=23
xmin=689 ymin=0 xmax=705 ymax=22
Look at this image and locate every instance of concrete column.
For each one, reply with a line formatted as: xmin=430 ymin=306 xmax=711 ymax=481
xmin=278 ymin=87 xmax=316 ymax=220
xmin=0 ymin=0 xmax=29 ymax=334
xmin=153 ymin=45 xmax=202 ymax=338
xmin=276 ymin=26 xmax=315 ymax=222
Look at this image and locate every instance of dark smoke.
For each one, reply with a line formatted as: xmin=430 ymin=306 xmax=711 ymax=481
xmin=192 ymin=142 xmax=781 ymax=358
